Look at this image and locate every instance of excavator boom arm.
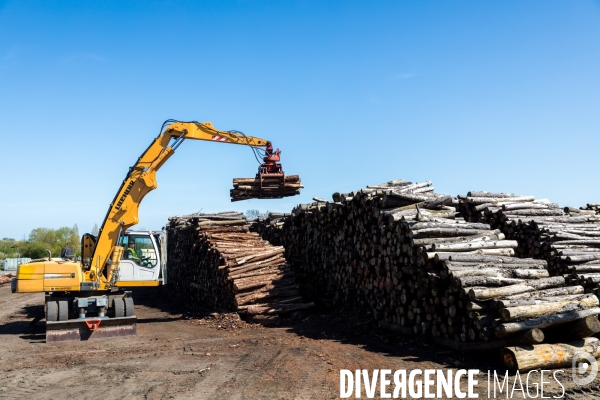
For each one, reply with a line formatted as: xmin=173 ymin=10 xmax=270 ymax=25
xmin=89 ymin=121 xmax=270 ymax=287
xmin=165 ymin=121 xmax=269 ymax=146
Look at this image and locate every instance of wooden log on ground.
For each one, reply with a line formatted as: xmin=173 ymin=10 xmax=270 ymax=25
xmin=501 ymin=337 xmax=600 ymax=371
xmin=244 ymin=302 xmax=315 ymax=315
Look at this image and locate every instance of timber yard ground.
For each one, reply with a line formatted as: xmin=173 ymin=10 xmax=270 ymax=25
xmin=0 ymin=283 xmax=598 ymax=400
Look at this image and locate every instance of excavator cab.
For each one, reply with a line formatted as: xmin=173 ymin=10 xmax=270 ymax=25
xmin=117 ymin=231 xmax=164 ymax=282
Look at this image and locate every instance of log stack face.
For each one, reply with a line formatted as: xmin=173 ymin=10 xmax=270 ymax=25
xmin=252 ymin=180 xmax=600 ymax=348
xmin=255 ymin=180 xmax=457 ymax=310
xmin=166 ymin=212 xmax=312 ymax=316
xmin=458 ymin=192 xmax=600 ymax=278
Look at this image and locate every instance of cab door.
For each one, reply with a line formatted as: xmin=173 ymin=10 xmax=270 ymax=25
xmin=118 ymin=234 xmax=161 ymax=281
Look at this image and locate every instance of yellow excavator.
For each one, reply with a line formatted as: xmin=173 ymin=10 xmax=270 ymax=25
xmin=12 ymin=120 xmax=289 ymax=342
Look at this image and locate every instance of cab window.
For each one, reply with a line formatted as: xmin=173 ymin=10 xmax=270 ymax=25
xmin=120 ymin=235 xmax=158 ymax=268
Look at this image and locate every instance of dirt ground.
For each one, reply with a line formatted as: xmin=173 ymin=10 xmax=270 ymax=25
xmin=1 ymin=284 xmax=599 ymax=399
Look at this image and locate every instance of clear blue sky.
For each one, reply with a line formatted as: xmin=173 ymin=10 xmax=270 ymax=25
xmin=1 ymin=1 xmax=599 ymax=240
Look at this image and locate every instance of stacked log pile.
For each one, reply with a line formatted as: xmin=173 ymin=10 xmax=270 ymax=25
xmin=249 ymin=212 xmax=289 ymax=247
xmin=458 ymin=192 xmax=600 ymax=276
xmin=0 ymin=273 xmax=15 ymax=285
xmin=252 ymin=180 xmax=600 ymax=348
xmin=230 ymin=175 xmax=303 ymax=201
xmin=166 ymin=212 xmax=313 ymax=315
xmin=381 ymin=209 xmax=599 ymax=346
xmin=579 ymin=203 xmax=600 ymax=214
xmin=562 ymin=207 xmax=600 ymax=295
xmin=256 ymin=179 xmax=456 ymax=310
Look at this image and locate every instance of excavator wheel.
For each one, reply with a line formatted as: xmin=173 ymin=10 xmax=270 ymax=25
xmin=113 ymin=298 xmax=125 ymax=318
xmin=46 ymin=301 xmax=58 ymax=322
xmin=58 ymin=300 xmax=69 ymax=322
xmin=124 ymin=297 xmax=135 ymax=317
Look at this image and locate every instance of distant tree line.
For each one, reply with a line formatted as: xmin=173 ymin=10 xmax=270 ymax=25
xmin=245 ymin=209 xmax=269 ymax=220
xmin=0 ymin=225 xmax=82 ymax=260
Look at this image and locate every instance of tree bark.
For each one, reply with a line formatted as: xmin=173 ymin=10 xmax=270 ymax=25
xmin=469 ymin=276 xmax=565 ymax=301
xmin=501 ymin=337 xmax=600 ymax=371
xmin=543 ymin=315 xmax=600 ymax=342
xmin=495 ymin=307 xmax=600 ymax=337
xmin=499 ymin=294 xmax=599 ymax=322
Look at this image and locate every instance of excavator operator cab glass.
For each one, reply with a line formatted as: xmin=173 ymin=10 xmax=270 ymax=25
xmin=118 ymin=234 xmax=158 ymax=268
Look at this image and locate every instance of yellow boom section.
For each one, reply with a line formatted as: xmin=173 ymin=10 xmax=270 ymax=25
xmin=90 ymin=121 xmax=269 ymax=288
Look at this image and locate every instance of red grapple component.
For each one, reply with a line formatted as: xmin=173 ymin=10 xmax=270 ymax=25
xmin=257 ymin=141 xmax=285 ymax=198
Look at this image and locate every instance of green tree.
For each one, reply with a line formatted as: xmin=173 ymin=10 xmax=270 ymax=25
xmin=27 ymin=226 xmax=81 ymax=258
xmin=0 ymin=239 xmax=18 ymax=259
xmin=29 ymin=227 xmax=56 ymax=245
xmin=21 ymin=242 xmax=48 ymax=259
xmin=91 ymin=224 xmax=99 ymax=236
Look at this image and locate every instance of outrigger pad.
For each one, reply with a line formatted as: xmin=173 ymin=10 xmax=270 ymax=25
xmin=46 ymin=316 xmax=137 ymax=343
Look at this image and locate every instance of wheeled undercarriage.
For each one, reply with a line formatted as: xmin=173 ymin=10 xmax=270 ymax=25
xmin=44 ymin=291 xmax=137 ymax=342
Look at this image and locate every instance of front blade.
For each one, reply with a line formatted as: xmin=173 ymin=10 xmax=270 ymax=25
xmin=46 ymin=316 xmax=137 ymax=343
